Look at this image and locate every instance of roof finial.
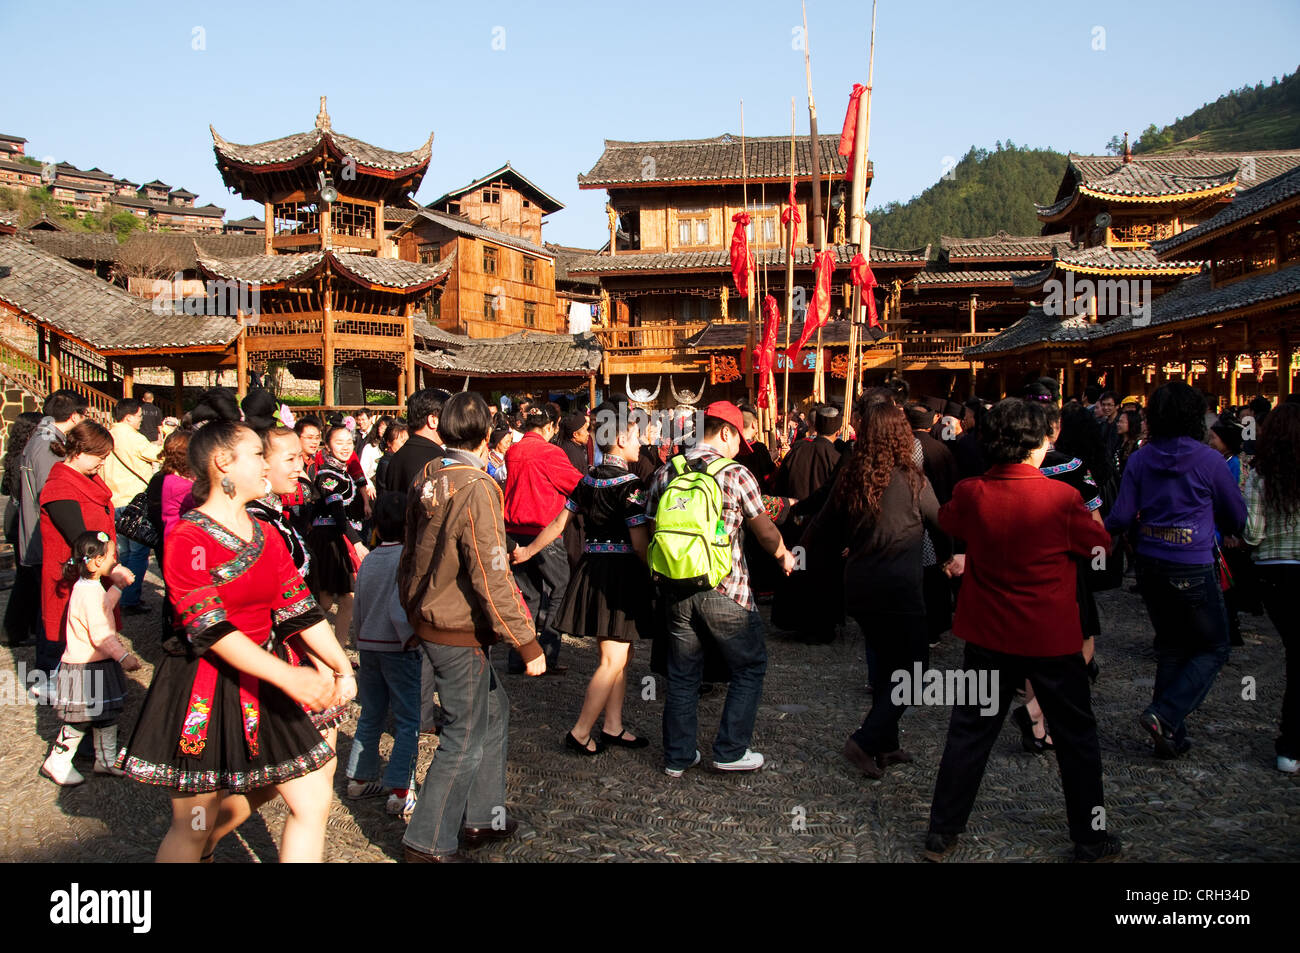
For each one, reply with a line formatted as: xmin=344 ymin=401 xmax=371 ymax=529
xmin=1122 ymin=131 xmax=1131 ymax=163
xmin=316 ymin=96 xmax=331 ymax=132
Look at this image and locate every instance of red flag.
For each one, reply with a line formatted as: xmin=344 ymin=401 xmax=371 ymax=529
xmin=838 ymin=83 xmax=866 ymax=157
xmin=786 ymin=250 xmax=834 ymax=363
xmin=850 ymin=252 xmax=879 ymax=328
xmin=780 ymin=188 xmax=801 ymax=257
xmin=755 ymin=294 xmax=781 ymax=409
xmin=729 ymin=212 xmax=753 ymax=298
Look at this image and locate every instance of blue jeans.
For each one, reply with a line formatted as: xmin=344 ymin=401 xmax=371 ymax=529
xmin=347 ymin=649 xmax=422 ymax=790
xmin=113 ymin=508 xmax=150 ymax=607
xmin=1136 ymin=555 xmax=1230 ymax=740
xmin=661 ymin=588 xmax=768 ymax=767
xmin=403 ymin=642 xmax=509 ymax=857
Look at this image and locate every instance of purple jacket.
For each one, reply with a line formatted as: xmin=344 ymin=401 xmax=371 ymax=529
xmin=1105 ymin=436 xmax=1246 ymax=565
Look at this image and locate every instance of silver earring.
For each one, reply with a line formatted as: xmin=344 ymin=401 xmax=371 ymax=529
xmin=221 ymin=476 xmax=236 ymax=498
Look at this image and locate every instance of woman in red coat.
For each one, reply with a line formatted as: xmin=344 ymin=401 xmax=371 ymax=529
xmin=923 ymin=398 xmax=1120 ymax=864
xmin=38 ymin=421 xmax=121 ymax=659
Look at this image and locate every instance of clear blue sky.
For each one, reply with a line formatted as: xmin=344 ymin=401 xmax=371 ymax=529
xmin=3 ymin=0 xmax=1297 ymax=248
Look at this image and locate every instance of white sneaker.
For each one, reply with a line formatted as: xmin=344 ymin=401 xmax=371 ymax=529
xmin=713 ymin=749 xmax=765 ymax=772
xmin=346 ymin=779 xmax=386 ymax=799
xmin=664 ymin=750 xmax=701 ymax=778
xmin=1278 ymin=755 xmax=1299 ymax=774
xmin=386 ymin=790 xmax=417 ymax=817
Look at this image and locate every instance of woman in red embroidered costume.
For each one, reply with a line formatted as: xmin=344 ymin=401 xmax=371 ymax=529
xmin=116 ymin=421 xmax=355 ymax=862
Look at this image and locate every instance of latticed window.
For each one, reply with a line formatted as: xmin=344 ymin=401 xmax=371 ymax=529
xmin=418 ymin=243 xmax=439 ymax=265
xmin=524 ymin=302 xmax=536 ymax=327
xmin=523 ymin=257 xmax=535 ymax=283
xmin=483 ymin=188 xmax=501 ymax=205
xmin=484 ymin=294 xmax=496 ymax=320
xmin=483 ymin=246 xmax=497 ymax=274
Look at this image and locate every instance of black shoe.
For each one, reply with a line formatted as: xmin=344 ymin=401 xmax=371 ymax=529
xmin=1012 ymin=706 xmax=1053 ymax=754
xmin=1139 ymin=711 xmax=1180 ymax=759
xmin=461 ymin=818 xmax=519 ymax=849
xmin=1074 ymin=835 xmax=1123 ymax=863
xmin=923 ymin=831 xmax=959 ymax=862
xmin=564 ymin=731 xmax=604 ymax=756
xmin=122 ymin=604 xmax=151 ymax=616
xmin=600 ymin=728 xmax=649 ymax=749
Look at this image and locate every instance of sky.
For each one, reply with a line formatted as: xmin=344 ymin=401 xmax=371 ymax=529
xmin=2 ymin=0 xmax=1297 ymax=248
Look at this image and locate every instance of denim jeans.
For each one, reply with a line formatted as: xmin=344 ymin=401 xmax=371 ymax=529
xmin=661 ymin=588 xmax=768 ymax=767
xmin=507 ymin=532 xmax=569 ymax=670
xmin=1136 ymin=555 xmax=1230 ymax=741
xmin=403 ymin=642 xmax=509 ymax=857
xmin=113 ymin=508 xmax=151 ymax=607
xmin=347 ymin=649 xmax=422 ymax=790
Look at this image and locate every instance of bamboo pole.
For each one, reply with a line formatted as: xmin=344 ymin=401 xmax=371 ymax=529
xmin=782 ymin=98 xmax=797 ymax=453
xmin=842 ymin=0 xmax=877 ymax=435
xmin=803 ymin=1 xmax=826 ymax=404
xmin=741 ymin=100 xmax=756 ymax=407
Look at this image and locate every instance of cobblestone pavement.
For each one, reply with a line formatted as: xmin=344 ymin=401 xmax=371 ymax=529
xmin=0 ymin=565 xmax=1295 ymax=863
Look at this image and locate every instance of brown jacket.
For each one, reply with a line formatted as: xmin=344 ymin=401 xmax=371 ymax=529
xmin=398 ymin=452 xmax=541 ymax=660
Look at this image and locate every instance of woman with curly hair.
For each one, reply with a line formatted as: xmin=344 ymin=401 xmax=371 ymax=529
xmin=1106 ymin=381 xmax=1245 ymax=760
xmin=805 ymin=401 xmax=952 ymax=779
xmin=1242 ymin=402 xmax=1300 ymax=773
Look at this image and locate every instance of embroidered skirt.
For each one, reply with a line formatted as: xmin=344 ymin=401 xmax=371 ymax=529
xmin=53 ymin=659 xmax=127 ymax=726
xmin=115 ymin=650 xmax=333 ymax=793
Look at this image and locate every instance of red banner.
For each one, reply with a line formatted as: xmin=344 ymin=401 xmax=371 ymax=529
xmin=729 ymin=212 xmax=753 ymax=298
xmin=780 ymin=188 xmax=801 ymax=257
xmin=756 ymin=294 xmax=781 ymax=408
xmin=839 ymin=83 xmax=866 ymax=157
xmin=786 ymin=250 xmax=834 ymax=363
xmin=850 ymin=252 xmax=879 ymax=328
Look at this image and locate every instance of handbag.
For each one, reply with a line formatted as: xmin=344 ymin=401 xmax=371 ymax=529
xmin=111 ymin=451 xmax=160 ymax=547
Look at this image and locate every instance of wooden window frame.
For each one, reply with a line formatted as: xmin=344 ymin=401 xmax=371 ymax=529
xmin=482 ymin=245 xmax=497 ymax=275
xmin=522 ymin=256 xmax=535 ymax=284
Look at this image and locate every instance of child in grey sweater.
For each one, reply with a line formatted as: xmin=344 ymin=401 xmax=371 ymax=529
xmin=346 ymin=492 xmax=422 ymax=816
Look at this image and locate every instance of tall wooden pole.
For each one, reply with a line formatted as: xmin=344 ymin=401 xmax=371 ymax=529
xmin=741 ymin=100 xmax=756 ymax=407
xmin=781 ymin=98 xmax=797 ymax=452
xmin=803 ymin=1 xmax=826 ymax=403
xmin=842 ymin=0 xmax=876 ymax=434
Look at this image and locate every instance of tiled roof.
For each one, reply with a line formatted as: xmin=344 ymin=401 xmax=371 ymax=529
xmin=566 ymin=243 xmax=929 ymax=276
xmin=0 ymin=235 xmax=239 ymax=351
xmin=416 ymin=330 xmax=602 ymax=377
xmin=26 ymin=231 xmax=119 ymax=263
xmin=1153 ymin=166 xmax=1300 ymax=258
xmin=1011 ymin=246 xmax=1201 ymax=288
xmin=911 ymin=268 xmax=1039 ymax=287
xmin=224 ymin=215 xmax=265 ymax=229
xmin=689 ymin=320 xmax=854 ymax=349
xmin=140 ymin=179 xmax=171 ymax=189
xmin=383 ymin=206 xmax=417 ymax=224
xmin=401 ymin=208 xmax=552 ymax=258
xmin=57 ymin=163 xmax=115 ymax=182
xmin=578 ymin=134 xmax=860 ymax=187
xmin=430 ymin=163 xmax=564 ymax=215
xmin=1091 ymin=263 xmax=1300 ymax=340
xmin=168 ymin=188 xmax=197 ymax=198
xmin=210 ymin=124 xmax=433 ymax=176
xmin=545 ymin=243 xmax=602 ymax=288
xmin=51 ymin=177 xmax=112 ymax=193
xmin=940 ymin=232 xmax=1072 ymax=262
xmin=197 ymin=247 xmax=453 ymax=291
xmin=0 ymin=209 xmax=17 ymax=232
xmin=0 ymin=158 xmax=42 ymax=176
xmin=1037 ymin=151 xmax=1300 ymax=218
xmin=965 ymin=308 xmax=1093 ymax=357
xmin=412 ymin=317 xmax=468 ymax=347
xmin=0 ymin=134 xmax=27 ymax=144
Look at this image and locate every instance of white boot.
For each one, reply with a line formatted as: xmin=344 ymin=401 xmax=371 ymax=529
xmin=41 ymin=726 xmax=86 ymax=787
xmin=93 ymin=725 xmax=127 ymax=777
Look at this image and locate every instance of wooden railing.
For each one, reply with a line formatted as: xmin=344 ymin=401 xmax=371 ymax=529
xmin=597 ymin=322 xmax=711 ymax=355
xmin=895 ymin=331 xmax=999 ymax=361
xmin=0 ymin=336 xmax=116 ymax=424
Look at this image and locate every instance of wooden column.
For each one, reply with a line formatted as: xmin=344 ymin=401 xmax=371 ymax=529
xmin=322 ymin=276 xmax=334 ymax=409
xmin=235 ymin=318 xmax=248 ymax=401
xmin=1206 ymin=346 xmax=1219 ymax=402
xmin=264 ymin=202 xmax=274 ymax=256
xmin=173 ymin=367 xmax=184 ymax=413
xmin=1228 ymin=355 xmax=1239 ymax=407
xmin=404 ymin=301 xmax=416 ymax=401
xmin=397 ymin=369 xmax=406 ymax=410
xmin=588 ymin=374 xmax=596 ymax=408
xmin=122 ymin=363 xmax=134 ymax=398
xmin=1064 ymin=360 xmax=1075 ymax=398
xmin=1280 ymin=331 xmax=1293 ymax=401
xmin=48 ymin=335 xmax=60 ymax=391
xmin=996 ymin=370 xmax=1006 ymax=400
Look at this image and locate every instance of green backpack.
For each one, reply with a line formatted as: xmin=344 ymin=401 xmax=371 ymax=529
xmin=648 ymin=455 xmax=736 ymax=590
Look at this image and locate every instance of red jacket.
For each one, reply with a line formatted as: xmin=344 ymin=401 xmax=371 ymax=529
xmin=503 ymin=432 xmax=582 ymax=535
xmin=939 ymin=463 xmax=1111 ymax=657
xmin=38 ymin=463 xmax=118 ymax=644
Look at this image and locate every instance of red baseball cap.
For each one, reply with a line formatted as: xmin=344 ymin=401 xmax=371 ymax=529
xmin=703 ymin=400 xmax=752 ymax=453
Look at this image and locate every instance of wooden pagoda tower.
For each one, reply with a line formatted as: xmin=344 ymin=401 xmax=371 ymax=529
xmin=201 ymin=97 xmax=447 ymax=410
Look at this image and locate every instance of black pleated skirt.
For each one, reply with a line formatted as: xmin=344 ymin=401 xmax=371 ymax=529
xmin=553 ymin=552 xmax=654 ymax=643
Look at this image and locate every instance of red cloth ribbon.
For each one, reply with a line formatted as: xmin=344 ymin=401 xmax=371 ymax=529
xmin=850 ymin=252 xmax=880 ymax=328
xmin=755 ymin=294 xmax=781 ymax=409
xmin=839 ymin=83 xmax=866 ymax=158
xmin=780 ymin=189 xmax=801 ymax=257
xmin=180 ymin=663 xmax=260 ymax=758
xmin=729 ymin=212 xmax=753 ymax=298
xmin=786 ymin=250 xmax=835 ymax=363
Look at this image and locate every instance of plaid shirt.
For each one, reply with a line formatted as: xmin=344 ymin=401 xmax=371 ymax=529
xmin=644 ymin=444 xmax=765 ymax=609
xmin=1242 ymin=465 xmax=1300 ymax=563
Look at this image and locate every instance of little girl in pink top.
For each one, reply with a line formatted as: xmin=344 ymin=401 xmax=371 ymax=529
xmin=41 ymin=531 xmax=142 ymax=787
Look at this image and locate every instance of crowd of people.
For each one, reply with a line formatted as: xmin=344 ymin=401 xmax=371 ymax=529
xmin=2 ymin=371 xmax=1295 ymax=863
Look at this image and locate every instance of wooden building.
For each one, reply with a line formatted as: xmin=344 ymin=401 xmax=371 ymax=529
xmin=0 ymin=157 xmax=43 ymax=193
xmin=200 ymin=97 xmax=447 ymax=410
xmin=413 ymin=326 xmax=602 ymax=404
xmin=393 ymin=207 xmax=561 ymax=338
xmin=224 ymin=214 xmax=265 ymax=235
xmin=0 ymin=134 xmax=27 ymax=158
xmin=969 ymin=150 xmax=1300 ymax=401
xmin=569 ymin=133 xmax=931 ymax=404
xmin=426 ymin=163 xmax=564 ymax=245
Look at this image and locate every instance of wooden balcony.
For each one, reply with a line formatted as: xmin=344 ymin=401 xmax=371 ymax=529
xmin=894 ymin=331 xmax=999 ymax=364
